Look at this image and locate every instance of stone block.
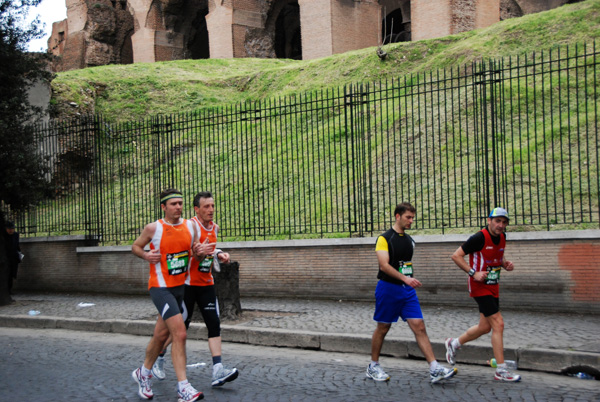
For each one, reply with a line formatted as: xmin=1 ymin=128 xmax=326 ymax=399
xmin=519 ymin=348 xmax=600 ymax=374
xmin=244 ymin=327 xmax=320 ymax=349
xmin=320 ymin=333 xmax=371 ymax=354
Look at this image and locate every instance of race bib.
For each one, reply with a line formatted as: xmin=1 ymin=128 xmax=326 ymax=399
xmin=485 ymin=266 xmax=501 ymax=285
xmin=166 ymin=251 xmax=189 ymax=275
xmin=199 ymin=256 xmax=214 ymax=273
xmin=400 ymin=262 xmax=413 ymax=277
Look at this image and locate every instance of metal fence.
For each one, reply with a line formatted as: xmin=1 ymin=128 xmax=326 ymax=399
xmin=10 ymin=43 xmax=600 ymax=244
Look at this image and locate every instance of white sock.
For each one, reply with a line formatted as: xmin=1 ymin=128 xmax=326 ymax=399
xmin=452 ymin=338 xmax=461 ymax=349
xmin=213 ymin=362 xmax=223 ymax=375
xmin=429 ymin=360 xmax=439 ymax=372
xmin=370 ymin=361 xmax=379 ymax=368
xmin=141 ymin=365 xmax=152 ymax=377
xmin=178 ymin=379 xmax=189 ymax=391
xmin=497 ymin=362 xmax=507 ymax=370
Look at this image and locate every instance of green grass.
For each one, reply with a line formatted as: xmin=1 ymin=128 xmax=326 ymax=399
xmin=25 ymin=0 xmax=600 ymax=244
xmin=50 ymin=0 xmax=600 ymax=123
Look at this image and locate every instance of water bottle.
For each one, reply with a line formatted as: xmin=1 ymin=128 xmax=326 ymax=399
xmin=28 ymin=310 xmax=41 ymax=316
xmin=573 ymin=372 xmax=594 ymax=380
xmin=488 ymin=358 xmax=517 ymax=370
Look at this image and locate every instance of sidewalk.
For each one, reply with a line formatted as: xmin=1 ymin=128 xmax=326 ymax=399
xmin=1 ymin=291 xmax=598 ymax=377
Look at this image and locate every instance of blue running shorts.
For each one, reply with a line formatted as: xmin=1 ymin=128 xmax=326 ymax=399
xmin=373 ymin=280 xmax=424 ymax=323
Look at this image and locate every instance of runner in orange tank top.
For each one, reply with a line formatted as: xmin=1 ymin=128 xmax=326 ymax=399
xmin=151 ymin=191 xmax=239 ymax=388
xmin=131 ymin=189 xmax=204 ymax=402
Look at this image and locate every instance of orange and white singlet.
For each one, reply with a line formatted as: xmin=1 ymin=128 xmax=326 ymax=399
xmin=186 ymin=216 xmax=220 ymax=287
xmin=147 ymin=218 xmax=195 ymax=289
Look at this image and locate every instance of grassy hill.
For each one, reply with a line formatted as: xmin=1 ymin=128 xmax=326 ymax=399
xmin=29 ymin=0 xmax=600 ymax=244
xmin=51 ymin=0 xmax=600 ymax=123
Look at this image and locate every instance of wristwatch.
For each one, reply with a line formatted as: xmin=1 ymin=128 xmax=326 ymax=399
xmin=468 ymin=268 xmax=476 ymax=277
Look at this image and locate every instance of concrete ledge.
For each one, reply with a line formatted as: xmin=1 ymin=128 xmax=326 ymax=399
xmin=56 ymin=317 xmax=113 ymax=332
xmin=0 ymin=315 xmax=58 ymax=329
xmin=380 ymin=338 xmax=410 ymax=358
xmin=72 ymin=229 xmax=600 ymax=253
xmin=187 ymin=323 xmax=209 ymax=340
xmin=238 ymin=326 xmax=321 ymax=349
xmin=21 ymin=235 xmax=89 ymax=243
xmin=111 ymin=319 xmax=154 ymax=336
xmin=1 ymin=315 xmax=598 ymax=376
xmin=518 ymin=348 xmax=600 ymax=374
xmin=320 ymin=333 xmax=372 ymax=354
xmin=77 ymin=245 xmax=132 ymax=253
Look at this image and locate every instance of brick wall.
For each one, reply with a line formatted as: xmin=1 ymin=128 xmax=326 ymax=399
xmin=412 ymin=0 xmax=500 ymax=40
xmin=298 ymin=0 xmax=333 ymax=60
xmin=330 ymin=0 xmax=380 ymax=55
xmin=17 ymin=231 xmax=600 ymax=313
xmin=206 ymin=3 xmax=235 ymax=58
xmin=56 ymin=31 xmax=87 ymax=72
xmin=475 ymin=0 xmax=500 ymax=29
xmin=411 ymin=0 xmax=451 ymax=40
xmin=451 ymin=0 xmax=476 ymax=33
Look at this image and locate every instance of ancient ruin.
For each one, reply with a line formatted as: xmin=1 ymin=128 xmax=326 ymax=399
xmin=48 ymin=0 xmax=577 ymax=72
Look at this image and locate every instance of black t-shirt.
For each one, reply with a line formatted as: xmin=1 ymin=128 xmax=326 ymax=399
xmin=461 ymin=227 xmax=503 ymax=255
xmin=376 ymin=228 xmax=415 ymax=285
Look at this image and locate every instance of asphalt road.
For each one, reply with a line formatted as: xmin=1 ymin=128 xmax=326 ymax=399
xmin=1 ymin=327 xmax=598 ymax=402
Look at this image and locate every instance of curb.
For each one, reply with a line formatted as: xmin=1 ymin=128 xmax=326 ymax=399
xmin=1 ymin=315 xmax=598 ymax=376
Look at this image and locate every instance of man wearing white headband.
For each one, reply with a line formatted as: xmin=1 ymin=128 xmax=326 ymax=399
xmin=131 ymin=189 xmax=205 ymax=402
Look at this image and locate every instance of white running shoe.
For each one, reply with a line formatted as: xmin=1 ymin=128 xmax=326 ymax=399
xmin=177 ymin=382 xmax=204 ymax=402
xmin=495 ymin=368 xmax=521 ymax=382
xmin=211 ymin=365 xmax=239 ymax=387
xmin=445 ymin=338 xmax=457 ymax=365
xmin=430 ymin=365 xmax=457 ymax=384
xmin=366 ymin=363 xmax=390 ymax=382
xmin=132 ymin=367 xmax=154 ymax=399
xmin=152 ymin=356 xmax=166 ymax=380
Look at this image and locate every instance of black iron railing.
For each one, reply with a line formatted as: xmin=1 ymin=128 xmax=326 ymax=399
xmin=8 ymin=43 xmax=600 ymax=244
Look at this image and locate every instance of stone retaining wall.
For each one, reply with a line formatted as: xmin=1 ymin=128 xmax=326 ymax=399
xmin=17 ymin=230 xmax=600 ymax=314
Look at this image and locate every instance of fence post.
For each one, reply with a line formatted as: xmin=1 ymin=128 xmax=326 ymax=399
xmin=474 ymin=60 xmax=508 ymax=216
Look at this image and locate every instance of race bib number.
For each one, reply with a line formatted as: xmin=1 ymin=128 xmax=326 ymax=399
xmin=199 ymin=256 xmax=214 ymax=273
xmin=166 ymin=251 xmax=189 ymax=275
xmin=400 ymin=262 xmax=413 ymax=278
xmin=485 ymin=266 xmax=501 ymax=285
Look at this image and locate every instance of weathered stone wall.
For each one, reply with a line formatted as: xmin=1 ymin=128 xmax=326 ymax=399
xmin=451 ymin=0 xmax=477 ymax=34
xmin=515 ymin=0 xmax=570 ymax=14
xmin=16 ymin=231 xmax=600 ymax=314
xmin=500 ymin=0 xmax=524 ymax=20
xmin=47 ymin=0 xmax=574 ymax=69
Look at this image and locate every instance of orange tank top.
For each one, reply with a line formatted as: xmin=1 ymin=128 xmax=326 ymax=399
xmin=186 ymin=217 xmax=219 ymax=286
xmin=148 ymin=219 xmax=194 ymax=289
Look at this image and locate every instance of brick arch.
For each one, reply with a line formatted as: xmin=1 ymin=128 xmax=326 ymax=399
xmin=187 ymin=6 xmax=210 ymax=59
xmin=500 ymin=0 xmax=523 ymax=20
xmin=265 ymin=0 xmax=302 ymax=60
xmin=380 ymin=0 xmax=411 ymax=44
xmin=121 ymin=29 xmax=134 ymax=64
